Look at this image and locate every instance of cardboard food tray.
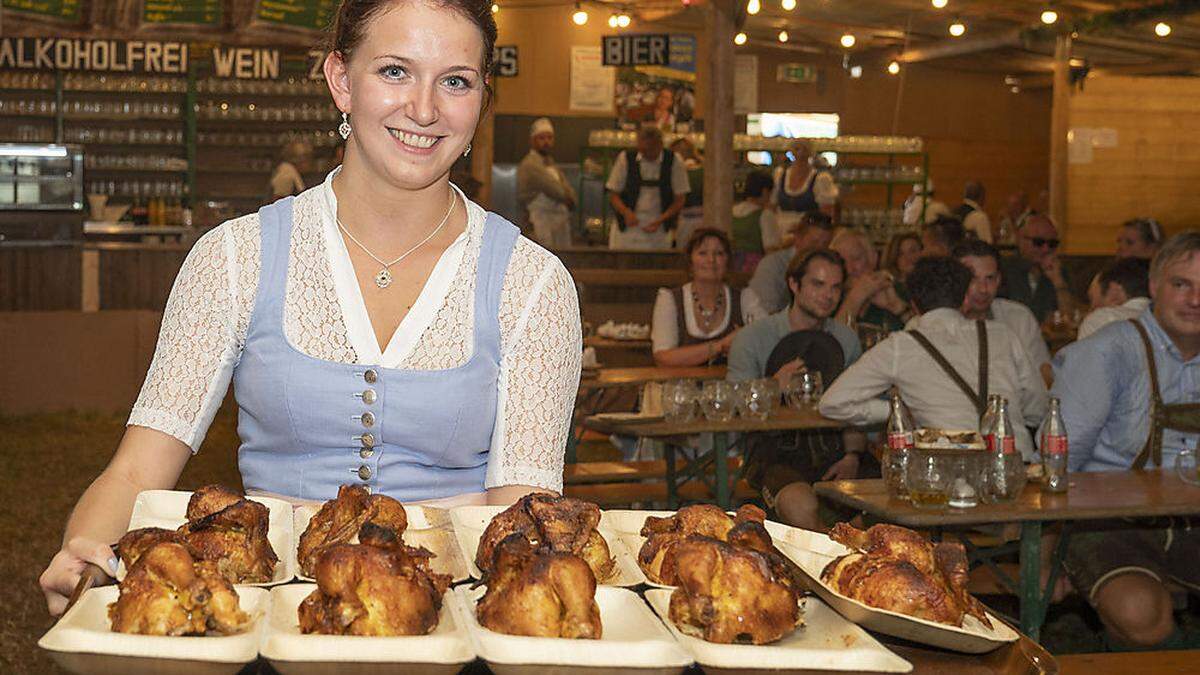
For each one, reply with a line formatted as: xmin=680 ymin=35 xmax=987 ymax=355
xmin=291 ymin=504 xmax=468 ymax=583
xmin=122 ymin=489 xmax=295 ymax=586
xmin=454 ymin=584 xmax=691 ymax=674
xmin=644 ymin=588 xmax=911 ymax=673
xmin=38 ymin=584 xmax=267 ymax=675
xmin=776 ymin=531 xmax=1020 ymax=654
xmin=450 ymin=505 xmax=646 ymax=586
xmin=259 ymin=583 xmax=474 ymax=674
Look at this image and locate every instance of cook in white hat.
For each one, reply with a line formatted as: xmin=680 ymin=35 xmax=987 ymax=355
xmin=903 ymin=176 xmax=952 ymax=226
xmin=517 ymin=118 xmax=576 ymax=249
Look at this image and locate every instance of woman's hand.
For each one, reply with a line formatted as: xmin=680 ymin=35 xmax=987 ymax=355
xmin=40 ymin=537 xmax=118 ymax=616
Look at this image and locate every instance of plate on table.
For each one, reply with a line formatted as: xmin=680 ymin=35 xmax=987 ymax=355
xmin=453 ymin=584 xmax=692 ymax=674
xmin=645 ymin=588 xmax=912 ymax=672
xmin=291 ymin=503 xmax=468 ymax=583
xmin=122 ymin=489 xmax=294 ymax=586
xmin=39 ymin=584 xmax=267 ymax=675
xmin=449 ymin=505 xmax=646 ymax=586
xmin=776 ymin=530 xmax=1020 ymax=653
xmin=258 ymin=583 xmax=474 ymax=675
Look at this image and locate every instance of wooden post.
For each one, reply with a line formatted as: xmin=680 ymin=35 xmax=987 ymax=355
xmin=471 ymin=109 xmax=495 ymax=208
xmin=703 ymin=0 xmax=737 ymax=233
xmin=1049 ymin=33 xmax=1071 ymax=237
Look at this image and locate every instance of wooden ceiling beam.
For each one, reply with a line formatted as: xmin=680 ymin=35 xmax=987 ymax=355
xmin=1073 ymin=33 xmax=1200 ymax=59
xmin=896 ymin=29 xmax=1027 ymax=63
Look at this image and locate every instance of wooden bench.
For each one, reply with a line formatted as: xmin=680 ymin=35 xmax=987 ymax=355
xmin=562 ymin=458 xmax=757 ymax=507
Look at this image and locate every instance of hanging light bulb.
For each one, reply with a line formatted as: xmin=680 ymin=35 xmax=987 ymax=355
xmin=734 ymin=32 xmax=748 ymax=45
xmin=491 ymin=3 xmax=499 ymax=13
xmin=572 ymin=3 xmax=588 ymax=25
xmin=1155 ymin=21 xmax=1172 ymax=37
xmin=931 ymin=0 xmax=948 ymax=8
xmin=949 ymin=19 xmax=966 ymax=37
xmin=616 ymin=12 xmax=631 ymax=28
xmin=608 ymin=12 xmax=619 ymax=28
xmin=887 ymin=60 xmax=901 ymax=75
xmin=840 ymin=33 xmax=856 ymax=48
xmin=747 ymin=0 xmax=760 ymax=15
xmin=778 ymin=29 xmax=789 ymax=43
xmin=781 ymin=0 xmax=797 ymax=9
xmin=1040 ymin=8 xmax=1058 ymax=24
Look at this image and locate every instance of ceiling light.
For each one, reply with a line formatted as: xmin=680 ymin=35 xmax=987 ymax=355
xmin=734 ymin=32 xmax=748 ymax=45
xmin=931 ymin=0 xmax=948 ymax=8
xmin=747 ymin=0 xmax=760 ymax=15
xmin=840 ymin=33 xmax=856 ymax=48
xmin=1040 ymin=9 xmax=1058 ymax=24
xmin=782 ymin=0 xmax=796 ymax=9
xmin=1010 ymin=85 xmax=1020 ymax=93
xmin=887 ymin=61 xmax=901 ymax=75
xmin=850 ymin=65 xmax=863 ymax=78
xmin=491 ymin=3 xmax=499 ymax=13
xmin=949 ymin=19 xmax=966 ymax=37
xmin=778 ymin=29 xmax=789 ymax=43
xmin=608 ymin=13 xmax=618 ymax=27
xmin=572 ymin=3 xmax=587 ymax=25
xmin=616 ymin=12 xmax=631 ymax=27
xmin=1155 ymin=22 xmax=1172 ymax=37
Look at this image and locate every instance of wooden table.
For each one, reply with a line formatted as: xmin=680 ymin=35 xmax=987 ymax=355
xmin=585 ymin=407 xmax=844 ymax=509
xmin=1055 ymin=649 xmax=1200 ymax=674
xmin=814 ymin=470 xmax=1200 ymax=640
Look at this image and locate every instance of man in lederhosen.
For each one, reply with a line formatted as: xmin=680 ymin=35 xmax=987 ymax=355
xmin=1052 ymin=231 xmax=1200 ymax=650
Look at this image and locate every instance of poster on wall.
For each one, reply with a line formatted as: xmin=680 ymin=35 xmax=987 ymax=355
xmin=608 ymin=34 xmax=697 ymax=133
xmin=570 ymin=45 xmax=613 ymax=113
xmin=734 ymin=54 xmax=757 ymax=115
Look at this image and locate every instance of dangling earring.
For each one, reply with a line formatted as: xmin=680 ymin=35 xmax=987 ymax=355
xmin=463 ymin=143 xmax=471 ymax=158
xmin=338 ymin=112 xmax=351 ymax=140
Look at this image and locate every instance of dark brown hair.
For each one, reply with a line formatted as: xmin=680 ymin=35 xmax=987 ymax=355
xmin=786 ymin=247 xmax=846 ymax=287
xmin=883 ymin=232 xmax=922 ymax=276
xmin=684 ymin=227 xmax=732 ymax=261
xmin=328 ymin=0 xmax=498 ymax=106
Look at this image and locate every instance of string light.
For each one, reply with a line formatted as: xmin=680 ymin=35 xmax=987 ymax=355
xmin=949 ymin=18 xmax=966 ymax=37
xmin=781 ymin=0 xmax=796 ymax=9
xmin=616 ymin=11 xmax=631 ymax=28
xmin=1040 ymin=9 xmax=1058 ymax=24
xmin=778 ymin=29 xmax=789 ymax=43
xmin=1155 ymin=21 xmax=1172 ymax=37
xmin=491 ymin=3 xmax=499 ymax=13
xmin=734 ymin=32 xmax=748 ymax=45
xmin=840 ymin=33 xmax=856 ymax=48
xmin=931 ymin=0 xmax=948 ymax=8
xmin=608 ymin=12 xmax=619 ymax=28
xmin=747 ymin=0 xmax=760 ymax=15
xmin=887 ymin=61 xmax=901 ymax=75
xmin=572 ymin=3 xmax=587 ymax=25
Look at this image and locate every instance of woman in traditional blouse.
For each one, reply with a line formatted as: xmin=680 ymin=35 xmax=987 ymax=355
xmin=40 ymin=0 xmax=580 ymax=615
xmin=652 ymin=228 xmax=764 ymax=366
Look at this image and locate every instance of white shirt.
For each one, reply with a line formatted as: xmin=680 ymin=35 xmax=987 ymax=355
xmin=605 ymin=150 xmax=692 ymax=225
xmin=1077 ymin=297 xmax=1152 ymax=340
xmin=962 ymin=198 xmax=992 ymax=243
xmin=903 ymin=197 xmax=952 ymax=226
xmin=990 ymin=298 xmax=1051 ymax=371
xmin=128 ymin=169 xmax=581 ymax=494
xmin=651 ymin=283 xmax=766 ymax=353
xmin=820 ymin=308 xmax=1048 ymax=459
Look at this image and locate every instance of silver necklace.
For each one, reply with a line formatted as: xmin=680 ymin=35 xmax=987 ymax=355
xmin=336 ymin=189 xmax=457 ymax=289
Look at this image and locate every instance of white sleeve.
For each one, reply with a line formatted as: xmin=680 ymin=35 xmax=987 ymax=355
xmin=651 ymin=288 xmax=681 ymax=353
xmin=487 ymin=240 xmax=582 ymax=492
xmin=760 ymin=208 xmax=781 ymax=250
xmin=671 ymin=152 xmax=691 ymax=195
xmin=605 ymin=152 xmax=628 ymax=193
xmin=127 ymin=216 xmax=258 ymax=451
xmin=1011 ymin=332 xmax=1049 ymax=427
xmin=818 ymin=335 xmax=896 ymax=425
xmin=741 ymin=287 xmax=767 ymax=324
xmin=965 ymin=211 xmax=992 ymax=243
xmin=813 ymin=171 xmax=839 ymax=206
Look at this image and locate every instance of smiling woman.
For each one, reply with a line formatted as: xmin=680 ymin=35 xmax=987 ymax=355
xmin=39 ymin=0 xmax=582 ymax=618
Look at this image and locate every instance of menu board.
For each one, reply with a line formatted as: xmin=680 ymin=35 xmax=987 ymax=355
xmin=1 ymin=0 xmax=83 ymax=23
xmin=254 ymin=0 xmax=337 ymax=31
xmin=142 ymin=0 xmax=222 ymax=26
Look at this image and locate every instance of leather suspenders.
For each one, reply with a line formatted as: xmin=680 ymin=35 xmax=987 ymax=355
xmin=908 ymin=320 xmax=990 ymax=416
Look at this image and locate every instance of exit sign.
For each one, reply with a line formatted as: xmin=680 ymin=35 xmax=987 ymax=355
xmin=777 ymin=63 xmax=817 ymax=83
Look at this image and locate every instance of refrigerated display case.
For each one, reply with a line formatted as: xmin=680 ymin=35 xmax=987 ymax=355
xmin=0 ymin=143 xmax=84 ymax=211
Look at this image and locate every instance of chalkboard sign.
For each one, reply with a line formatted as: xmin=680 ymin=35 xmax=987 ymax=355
xmin=2 ymin=0 xmax=83 ymax=23
xmin=254 ymin=0 xmax=337 ymax=31
xmin=142 ymin=0 xmax=222 ymax=26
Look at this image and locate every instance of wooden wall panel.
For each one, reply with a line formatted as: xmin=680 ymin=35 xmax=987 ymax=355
xmin=0 ymin=245 xmax=82 ymax=311
xmin=1068 ymin=76 xmax=1200 ymax=254
xmin=98 ymin=247 xmax=188 ymax=311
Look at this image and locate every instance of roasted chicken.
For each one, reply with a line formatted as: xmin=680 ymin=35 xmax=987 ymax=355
xmin=475 ymin=533 xmax=602 ymax=639
xmin=475 ymin=493 xmax=614 ymax=582
xmin=108 ymin=541 xmax=250 ymax=636
xmin=298 ymin=484 xmax=409 ymax=577
xmin=668 ymin=536 xmax=802 ymax=644
xmin=822 ymin=523 xmax=992 ymax=628
xmin=298 ymin=523 xmax=451 ymax=636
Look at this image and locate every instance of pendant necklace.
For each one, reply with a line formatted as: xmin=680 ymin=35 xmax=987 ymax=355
xmin=336 ymin=189 xmax=457 ymax=289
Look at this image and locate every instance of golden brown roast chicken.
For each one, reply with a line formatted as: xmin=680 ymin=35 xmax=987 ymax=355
xmin=475 ymin=533 xmax=602 ymax=639
xmin=298 ymin=484 xmax=409 ymax=577
xmin=475 ymin=493 xmax=614 ymax=582
xmin=298 ymin=523 xmax=451 ymax=636
xmin=108 ymin=541 xmax=250 ymax=636
xmin=667 ymin=536 xmax=802 ymax=644
xmin=821 ymin=523 xmax=992 ymax=629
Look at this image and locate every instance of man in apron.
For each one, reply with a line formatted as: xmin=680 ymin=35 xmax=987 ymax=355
xmin=1051 ymin=232 xmax=1200 ymax=650
xmin=605 ymin=126 xmax=690 ymax=250
xmin=517 ymin=117 xmax=575 ymax=249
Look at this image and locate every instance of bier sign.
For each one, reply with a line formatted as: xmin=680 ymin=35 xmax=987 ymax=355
xmin=493 ymin=45 xmax=517 ymax=77
xmin=602 ymin=34 xmax=670 ymax=67
xmin=0 ymin=37 xmax=188 ymax=74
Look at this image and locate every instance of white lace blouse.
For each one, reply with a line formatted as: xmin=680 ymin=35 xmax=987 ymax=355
xmin=128 ymin=170 xmax=582 ymax=493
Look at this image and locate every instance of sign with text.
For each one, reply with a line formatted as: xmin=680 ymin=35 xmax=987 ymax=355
xmin=142 ymin=0 xmax=222 ymax=26
xmin=254 ymin=0 xmax=337 ymax=31
xmin=777 ymin=63 xmax=817 ymax=84
xmin=0 ymin=38 xmax=188 ymax=74
xmin=1 ymin=0 xmax=81 ymax=23
xmin=493 ymin=45 xmax=517 ymax=77
xmin=602 ymin=34 xmax=670 ymax=67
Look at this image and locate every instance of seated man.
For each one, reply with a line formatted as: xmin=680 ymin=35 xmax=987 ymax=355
xmin=831 ymin=227 xmax=911 ymax=333
xmin=1000 ymin=212 xmax=1076 ymax=324
xmin=1050 ymin=233 xmax=1200 ymax=650
xmin=954 ymin=239 xmax=1053 ymax=386
xmin=820 ymin=256 xmax=1047 ymax=460
xmin=728 ymin=249 xmax=864 ymax=530
xmin=1077 ymin=257 xmax=1151 ymax=340
xmin=746 ymin=211 xmax=835 ymax=314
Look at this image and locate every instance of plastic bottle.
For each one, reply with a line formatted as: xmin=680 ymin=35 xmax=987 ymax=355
xmin=1041 ymin=397 xmax=1069 ymax=493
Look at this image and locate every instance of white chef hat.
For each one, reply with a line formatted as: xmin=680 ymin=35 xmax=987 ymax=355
xmin=913 ymin=178 xmax=934 ymax=195
xmin=530 ymin=117 xmax=554 ymax=137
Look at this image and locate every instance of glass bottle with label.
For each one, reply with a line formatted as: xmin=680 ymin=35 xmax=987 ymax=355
xmin=884 ymin=392 xmax=916 ymax=500
xmin=1040 ymin=397 xmax=1069 ymax=493
xmin=982 ymin=397 xmax=1026 ymax=503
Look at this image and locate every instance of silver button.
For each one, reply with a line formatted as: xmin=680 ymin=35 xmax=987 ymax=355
xmin=360 ymin=432 xmax=376 ymax=448
xmin=360 ymin=411 xmax=375 ymax=427
xmin=362 ymin=389 xmax=377 ymax=405
xmin=357 ymin=465 xmax=373 ymax=480
xmin=360 ymin=447 xmax=375 ymax=459
xmin=364 ymin=369 xmax=379 ymax=384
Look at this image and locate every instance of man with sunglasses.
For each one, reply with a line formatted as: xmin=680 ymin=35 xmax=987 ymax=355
xmin=999 ymin=213 xmax=1078 ymax=324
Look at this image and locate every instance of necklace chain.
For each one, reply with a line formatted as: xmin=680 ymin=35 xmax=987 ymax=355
xmin=336 ymin=188 xmax=457 ymax=289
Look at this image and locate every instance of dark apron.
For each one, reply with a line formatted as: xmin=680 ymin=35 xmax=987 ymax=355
xmin=908 ymin=320 xmax=990 ymax=415
xmin=1127 ymin=319 xmax=1200 ymax=469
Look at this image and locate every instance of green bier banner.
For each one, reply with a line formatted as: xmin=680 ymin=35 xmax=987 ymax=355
xmin=2 ymin=0 xmax=83 ymax=23
xmin=142 ymin=0 xmax=222 ymax=26
xmin=254 ymin=0 xmax=336 ymax=31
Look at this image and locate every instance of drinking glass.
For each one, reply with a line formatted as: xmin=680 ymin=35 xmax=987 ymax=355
xmin=981 ymin=453 xmax=1027 ymax=504
xmin=1176 ymin=446 xmax=1199 ymax=486
xmin=946 ymin=453 xmax=982 ymax=509
xmin=661 ymin=379 xmax=698 ymax=424
xmin=785 ymin=370 xmax=823 ymax=410
xmin=739 ymin=378 xmax=780 ymax=421
xmin=906 ymin=450 xmax=950 ymax=509
xmin=699 ymin=380 xmax=736 ymax=422
xmin=882 ymin=446 xmax=910 ymax=501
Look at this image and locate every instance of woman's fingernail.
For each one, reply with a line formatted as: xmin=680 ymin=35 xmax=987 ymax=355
xmin=107 ymin=557 xmax=119 ymax=575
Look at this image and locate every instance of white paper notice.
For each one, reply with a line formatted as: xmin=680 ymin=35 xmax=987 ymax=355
xmin=571 ymin=46 xmax=615 ymax=113
xmin=1068 ymin=128 xmax=1094 ymax=164
xmin=735 ymin=54 xmax=758 ymax=114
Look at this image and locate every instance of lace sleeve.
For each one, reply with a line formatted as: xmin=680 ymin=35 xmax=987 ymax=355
xmin=127 ymin=214 xmax=260 ymax=451
xmin=486 ymin=238 xmax=582 ymax=491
